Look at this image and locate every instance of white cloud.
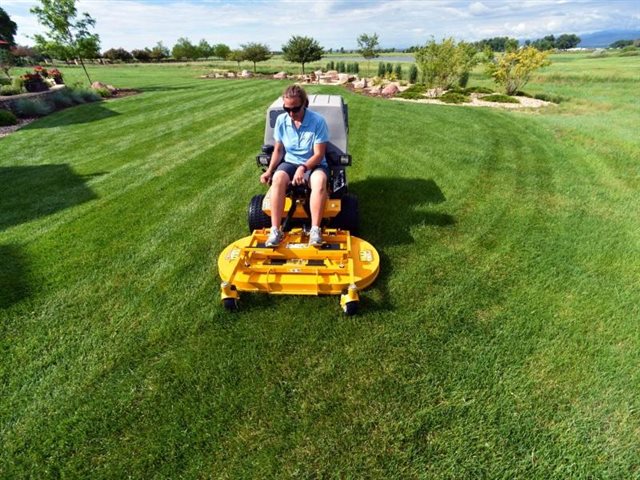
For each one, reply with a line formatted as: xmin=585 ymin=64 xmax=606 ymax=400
xmin=2 ymin=0 xmax=639 ymax=50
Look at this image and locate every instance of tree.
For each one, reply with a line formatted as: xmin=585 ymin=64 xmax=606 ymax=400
xmin=149 ymin=41 xmax=169 ymax=62
xmin=555 ymin=34 xmax=580 ymax=50
xmin=609 ymin=39 xmax=633 ymax=49
xmin=415 ymin=38 xmax=479 ymax=89
xmin=357 ymin=32 xmax=379 ymax=77
xmin=241 ymin=42 xmax=271 ymax=73
xmin=31 ymin=0 xmax=100 ymax=84
xmin=281 ymin=35 xmax=324 ymax=74
xmin=485 ymin=46 xmax=551 ymax=95
xmin=0 ymin=48 xmax=16 ymax=79
xmin=103 ymin=47 xmax=132 ymax=62
xmin=213 ymin=43 xmax=230 ymax=60
xmin=0 ymin=7 xmax=17 ymax=46
xmin=131 ymin=48 xmax=151 ymax=62
xmin=228 ymin=49 xmax=245 ymax=70
xmin=197 ymin=39 xmax=213 ymax=59
xmin=172 ymin=37 xmax=198 ymax=60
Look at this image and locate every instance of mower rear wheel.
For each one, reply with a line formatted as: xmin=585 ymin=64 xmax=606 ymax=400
xmin=332 ymin=194 xmax=359 ymax=234
xmin=248 ymin=194 xmax=270 ymax=232
xmin=222 ymin=298 xmax=238 ymax=311
xmin=343 ymin=301 xmax=358 ymax=316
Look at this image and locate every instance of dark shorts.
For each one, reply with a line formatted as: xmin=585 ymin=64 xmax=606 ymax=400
xmin=275 ymin=162 xmax=329 ymax=184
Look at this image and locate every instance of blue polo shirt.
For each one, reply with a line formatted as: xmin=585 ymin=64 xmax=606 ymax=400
xmin=274 ymin=108 xmax=329 ymax=167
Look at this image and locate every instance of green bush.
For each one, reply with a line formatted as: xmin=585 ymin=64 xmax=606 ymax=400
xmin=533 ymin=92 xmax=564 ymax=103
xmin=398 ymin=83 xmax=429 ymax=99
xmin=514 ymin=90 xmax=532 ymax=97
xmin=336 ymin=61 xmax=346 ymax=73
xmin=386 ymin=63 xmax=393 ymax=75
xmin=481 ymin=94 xmax=519 ymax=103
xmin=0 ymin=77 xmax=11 ymax=86
xmin=0 ymin=109 xmax=18 ymax=126
xmin=0 ymin=85 xmax=21 ymax=96
xmin=95 ymin=87 xmax=113 ymax=98
xmin=377 ymin=62 xmax=386 ymax=77
xmin=409 ymin=64 xmax=418 ymax=84
xmin=394 ymin=63 xmax=402 ymax=80
xmin=619 ymin=50 xmax=639 ymax=57
xmin=326 ymin=61 xmax=335 ymax=71
xmin=458 ymin=71 xmax=470 ymax=88
xmin=12 ymin=98 xmax=54 ymax=118
xmin=352 ymin=62 xmax=359 ymax=74
xmin=439 ymin=92 xmax=469 ymax=104
xmin=464 ymin=86 xmax=494 ymax=94
xmin=12 ymin=77 xmax=24 ymax=92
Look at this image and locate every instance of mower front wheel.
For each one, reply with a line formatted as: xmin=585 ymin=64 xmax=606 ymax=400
xmin=222 ymin=297 xmax=238 ymax=311
xmin=248 ymin=194 xmax=270 ymax=232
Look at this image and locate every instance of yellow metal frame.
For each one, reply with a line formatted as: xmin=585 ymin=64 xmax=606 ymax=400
xmin=218 ymin=228 xmax=379 ymax=299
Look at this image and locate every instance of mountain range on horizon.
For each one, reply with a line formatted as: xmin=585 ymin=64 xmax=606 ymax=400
xmin=576 ymin=29 xmax=640 ymax=48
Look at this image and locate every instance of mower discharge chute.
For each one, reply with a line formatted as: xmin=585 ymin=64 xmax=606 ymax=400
xmin=218 ymin=94 xmax=379 ymax=314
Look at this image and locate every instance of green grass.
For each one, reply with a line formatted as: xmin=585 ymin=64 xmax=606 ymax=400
xmin=1 ymin=55 xmax=640 ymax=478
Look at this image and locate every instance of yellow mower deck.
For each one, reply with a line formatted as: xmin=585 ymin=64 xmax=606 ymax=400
xmin=219 ymin=228 xmax=379 ymax=312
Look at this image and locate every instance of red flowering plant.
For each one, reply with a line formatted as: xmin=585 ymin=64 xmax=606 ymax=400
xmin=20 ymin=70 xmax=49 ymax=92
xmin=49 ymin=68 xmax=64 ymax=84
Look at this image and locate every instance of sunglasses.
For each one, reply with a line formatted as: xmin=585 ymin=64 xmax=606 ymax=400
xmin=283 ymin=104 xmax=303 ymax=113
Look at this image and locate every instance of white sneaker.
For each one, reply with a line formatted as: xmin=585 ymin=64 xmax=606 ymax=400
xmin=265 ymin=227 xmax=283 ymax=247
xmin=309 ymin=226 xmax=323 ymax=246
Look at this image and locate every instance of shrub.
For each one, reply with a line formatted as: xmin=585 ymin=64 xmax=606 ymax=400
xmin=415 ymin=38 xmax=479 ymax=89
xmin=394 ymin=63 xmax=402 ymax=79
xmin=409 ymin=64 xmax=418 ymax=84
xmin=326 ymin=60 xmax=334 ymax=71
xmin=12 ymin=98 xmax=54 ymax=118
xmin=398 ymin=83 xmax=428 ymax=99
xmin=0 ymin=85 xmax=21 ymax=96
xmin=49 ymin=90 xmax=75 ymax=109
xmin=485 ymin=46 xmax=551 ymax=95
xmin=95 ymin=87 xmax=112 ymax=98
xmin=481 ymin=94 xmax=519 ymax=103
xmin=0 ymin=77 xmax=11 ymax=86
xmin=76 ymin=88 xmax=101 ymax=103
xmin=386 ymin=63 xmax=393 ymax=75
xmin=377 ymin=62 xmax=386 ymax=77
xmin=0 ymin=109 xmax=18 ymax=126
xmin=353 ymin=62 xmax=359 ymax=74
xmin=619 ymin=50 xmax=639 ymax=57
xmin=514 ymin=90 xmax=532 ymax=97
xmin=464 ymin=86 xmax=494 ymax=94
xmin=439 ymin=92 xmax=469 ymax=104
xmin=533 ymin=92 xmax=564 ymax=103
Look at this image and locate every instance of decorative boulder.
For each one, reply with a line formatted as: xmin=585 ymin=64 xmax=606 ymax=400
xmin=353 ymin=79 xmax=367 ymax=89
xmin=338 ymin=73 xmax=350 ymax=84
xmin=227 ymin=72 xmax=236 ymax=78
xmin=273 ymin=71 xmax=288 ymax=80
xmin=241 ymin=70 xmax=253 ymax=78
xmin=382 ymin=84 xmax=399 ymax=96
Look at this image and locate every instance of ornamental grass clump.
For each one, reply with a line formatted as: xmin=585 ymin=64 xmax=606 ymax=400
xmin=13 ymin=98 xmax=54 ymax=118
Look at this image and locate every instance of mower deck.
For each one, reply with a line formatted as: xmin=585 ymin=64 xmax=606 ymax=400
xmin=219 ymin=228 xmax=379 ymax=312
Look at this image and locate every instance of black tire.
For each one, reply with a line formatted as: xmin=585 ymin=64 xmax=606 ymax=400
xmin=332 ymin=194 xmax=359 ymax=234
xmin=223 ymin=298 xmax=238 ymax=311
xmin=248 ymin=194 xmax=270 ymax=232
xmin=343 ymin=301 xmax=358 ymax=316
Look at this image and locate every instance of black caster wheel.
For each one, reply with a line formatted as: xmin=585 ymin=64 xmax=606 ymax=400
xmin=343 ymin=301 xmax=358 ymax=316
xmin=222 ymin=298 xmax=238 ymax=311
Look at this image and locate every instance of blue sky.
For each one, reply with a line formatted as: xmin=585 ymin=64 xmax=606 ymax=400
xmin=3 ymin=0 xmax=640 ymax=51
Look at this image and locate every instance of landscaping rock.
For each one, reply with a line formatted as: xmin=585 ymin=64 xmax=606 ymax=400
xmin=227 ymin=72 xmax=236 ymax=78
xmin=241 ymin=70 xmax=253 ymax=78
xmin=273 ymin=71 xmax=288 ymax=80
xmin=382 ymin=84 xmax=399 ymax=96
xmin=353 ymin=79 xmax=367 ymax=89
xmin=338 ymin=73 xmax=351 ymax=84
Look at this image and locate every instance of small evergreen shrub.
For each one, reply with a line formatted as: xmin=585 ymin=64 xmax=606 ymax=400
xmin=394 ymin=63 xmax=402 ymax=79
xmin=482 ymin=94 xmax=519 ymax=103
xmin=337 ymin=61 xmax=346 ymax=73
xmin=409 ymin=64 xmax=418 ymax=84
xmin=458 ymin=71 xmax=470 ymax=88
xmin=439 ymin=92 xmax=469 ymax=104
xmin=0 ymin=77 xmax=11 ymax=86
xmin=353 ymin=62 xmax=359 ymax=74
xmin=377 ymin=62 xmax=386 ymax=77
xmin=398 ymin=83 xmax=428 ymax=99
xmin=0 ymin=109 xmax=18 ymax=126
xmin=464 ymin=86 xmax=494 ymax=94
xmin=514 ymin=90 xmax=532 ymax=97
xmin=326 ymin=61 xmax=335 ymax=70
xmin=386 ymin=63 xmax=393 ymax=75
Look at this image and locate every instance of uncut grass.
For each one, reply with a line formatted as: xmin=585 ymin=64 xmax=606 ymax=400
xmin=1 ymin=57 xmax=640 ymax=477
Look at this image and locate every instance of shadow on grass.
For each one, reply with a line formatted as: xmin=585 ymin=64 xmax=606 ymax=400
xmin=0 ymin=164 xmax=100 ymax=231
xmin=20 ymin=103 xmax=120 ymax=129
xmin=352 ymin=177 xmax=455 ymax=248
xmin=351 ymin=177 xmax=455 ymax=313
xmin=0 ymin=244 xmax=30 ymax=309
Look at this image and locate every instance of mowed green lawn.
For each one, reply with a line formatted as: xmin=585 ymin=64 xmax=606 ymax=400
xmin=1 ymin=55 xmax=639 ymax=477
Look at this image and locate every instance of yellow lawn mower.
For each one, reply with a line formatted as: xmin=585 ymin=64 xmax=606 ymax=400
xmin=218 ymin=94 xmax=380 ymax=315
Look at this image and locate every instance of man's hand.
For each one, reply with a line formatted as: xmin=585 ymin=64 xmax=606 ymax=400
xmin=293 ymin=165 xmax=306 ymax=185
xmin=260 ymin=170 xmax=272 ymax=184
